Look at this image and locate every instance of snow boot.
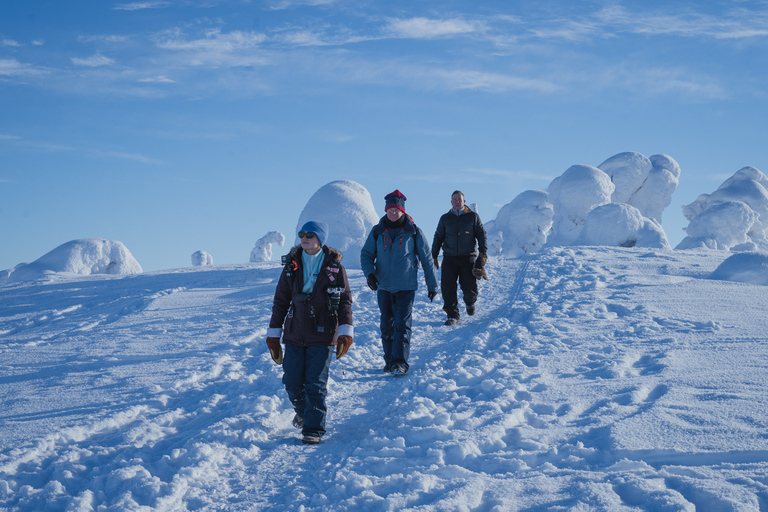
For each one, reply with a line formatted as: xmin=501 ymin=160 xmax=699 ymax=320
xmin=292 ymin=414 xmax=304 ymax=429
xmin=302 ymin=434 xmax=321 ymax=445
xmin=391 ymin=364 xmax=407 ymax=377
xmin=445 ymin=317 xmax=459 ymax=326
xmin=466 ymin=302 xmax=475 ymax=316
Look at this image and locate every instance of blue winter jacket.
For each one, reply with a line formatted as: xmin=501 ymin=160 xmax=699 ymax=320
xmin=360 ymin=215 xmax=438 ymax=293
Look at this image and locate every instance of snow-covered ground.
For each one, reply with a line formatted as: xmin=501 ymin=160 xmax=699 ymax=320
xmin=1 ymin=246 xmax=768 ymax=511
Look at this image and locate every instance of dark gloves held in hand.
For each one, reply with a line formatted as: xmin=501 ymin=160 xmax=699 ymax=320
xmin=433 ymin=256 xmax=439 ymax=270
xmin=428 ymin=291 xmax=438 ymax=302
xmin=266 ymin=337 xmax=283 ymax=365
xmin=473 ymin=253 xmax=488 ymax=280
xmin=336 ymin=335 xmax=353 ymax=359
xmin=367 ymin=274 xmax=378 ymax=291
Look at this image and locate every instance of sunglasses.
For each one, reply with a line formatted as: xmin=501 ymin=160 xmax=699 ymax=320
xmin=298 ymin=231 xmax=316 ymax=239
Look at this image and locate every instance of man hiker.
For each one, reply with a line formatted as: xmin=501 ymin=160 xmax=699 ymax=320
xmin=432 ymin=190 xmax=488 ymax=326
xmin=360 ymin=190 xmax=438 ymax=377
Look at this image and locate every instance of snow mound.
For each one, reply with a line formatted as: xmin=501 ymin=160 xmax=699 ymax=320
xmin=576 ymin=203 xmax=671 ymax=249
xmin=191 ymin=250 xmax=213 ymax=266
xmin=1 ymin=239 xmax=142 ymax=284
xmin=250 ymin=231 xmax=285 ymax=262
xmin=547 ymin=164 xmax=614 ymax=246
xmin=710 ymin=252 xmax=768 ymax=286
xmin=295 ymin=180 xmax=378 ymax=268
xmin=678 ymin=167 xmax=768 ymax=251
xmin=485 ymin=190 xmax=553 ymax=257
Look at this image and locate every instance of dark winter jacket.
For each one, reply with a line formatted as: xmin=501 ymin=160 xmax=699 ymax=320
xmin=432 ymin=207 xmax=488 ymax=259
xmin=360 ymin=215 xmax=438 ymax=293
xmin=268 ymin=245 xmax=353 ymax=346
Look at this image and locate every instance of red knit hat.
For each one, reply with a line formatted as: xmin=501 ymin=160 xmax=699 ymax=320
xmin=385 ymin=189 xmax=406 ymax=212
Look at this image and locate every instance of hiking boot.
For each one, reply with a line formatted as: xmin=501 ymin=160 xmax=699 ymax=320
xmin=302 ymin=434 xmax=321 ymax=445
xmin=445 ymin=317 xmax=459 ymax=326
xmin=292 ymin=414 xmax=304 ymax=429
xmin=383 ymin=363 xmax=391 ymax=373
xmin=391 ymin=364 xmax=407 ymax=377
xmin=466 ymin=302 xmax=475 ymax=316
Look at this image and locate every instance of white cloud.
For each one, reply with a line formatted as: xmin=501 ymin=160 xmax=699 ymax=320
xmin=155 ymin=28 xmax=269 ymax=67
xmin=385 ymin=17 xmax=485 ymax=39
xmin=0 ymin=58 xmax=46 ymax=76
xmin=157 ymin=28 xmax=266 ymax=52
xmin=113 ymin=1 xmax=170 ymax=10
xmin=99 ymin=151 xmax=164 ymax=164
xmin=138 ymin=75 xmax=176 ymax=83
xmin=32 ymin=40 xmax=45 ymax=46
xmin=594 ymin=5 xmax=768 ymax=40
xmin=71 ymin=54 xmax=115 ymax=67
xmin=263 ymin=0 xmax=336 ymax=11
xmin=429 ymin=68 xmax=559 ymax=93
xmin=2 ymin=39 xmax=21 ymax=47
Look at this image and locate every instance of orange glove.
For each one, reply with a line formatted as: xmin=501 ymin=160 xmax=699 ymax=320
xmin=336 ymin=335 xmax=353 ymax=359
xmin=266 ymin=337 xmax=283 ymax=365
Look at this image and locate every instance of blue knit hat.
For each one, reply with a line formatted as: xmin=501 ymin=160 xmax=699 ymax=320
xmin=298 ymin=221 xmax=329 ymax=246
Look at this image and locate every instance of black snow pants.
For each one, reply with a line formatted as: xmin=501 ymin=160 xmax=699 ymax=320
xmin=440 ymin=255 xmax=477 ymax=319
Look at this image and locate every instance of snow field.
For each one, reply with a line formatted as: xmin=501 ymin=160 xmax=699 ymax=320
xmin=1 ymin=248 xmax=768 ymax=510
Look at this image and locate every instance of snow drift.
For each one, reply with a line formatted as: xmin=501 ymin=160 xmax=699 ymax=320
xmin=710 ymin=251 xmax=768 ymax=286
xmin=0 ymin=238 xmax=142 ymax=284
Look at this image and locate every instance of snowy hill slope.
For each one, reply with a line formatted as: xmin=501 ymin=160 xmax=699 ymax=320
xmin=1 ymin=247 xmax=768 ymax=511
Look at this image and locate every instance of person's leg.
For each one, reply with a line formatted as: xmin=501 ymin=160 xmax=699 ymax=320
xmin=301 ymin=344 xmax=335 ymax=438
xmin=390 ymin=290 xmax=415 ymax=372
xmin=377 ymin=289 xmax=395 ymax=370
xmin=282 ymin=344 xmax=306 ymax=419
xmin=458 ymin=257 xmax=479 ymax=312
xmin=441 ymin=256 xmax=460 ymax=320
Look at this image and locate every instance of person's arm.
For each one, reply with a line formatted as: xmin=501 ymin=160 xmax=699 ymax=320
xmin=474 ymin=213 xmax=488 ymax=256
xmin=417 ymin=226 xmax=439 ymax=292
xmin=431 ymin=216 xmax=445 ymax=260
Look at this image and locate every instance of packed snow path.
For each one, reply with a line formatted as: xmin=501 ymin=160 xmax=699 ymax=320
xmin=1 ymin=247 xmax=767 ymax=511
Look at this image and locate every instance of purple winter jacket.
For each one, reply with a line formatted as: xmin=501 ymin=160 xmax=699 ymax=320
xmin=268 ymin=245 xmax=353 ymax=346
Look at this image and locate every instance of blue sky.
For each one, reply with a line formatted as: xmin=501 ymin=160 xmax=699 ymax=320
xmin=2 ymin=0 xmax=768 ymax=271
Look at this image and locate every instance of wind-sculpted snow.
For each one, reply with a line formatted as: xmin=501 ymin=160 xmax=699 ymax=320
xmin=1 ymin=249 xmax=768 ymax=511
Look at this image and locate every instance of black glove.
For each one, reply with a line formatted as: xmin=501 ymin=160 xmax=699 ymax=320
xmin=428 ymin=291 xmax=437 ymax=302
xmin=473 ymin=253 xmax=488 ymax=280
xmin=367 ymin=274 xmax=378 ymax=291
xmin=432 ymin=256 xmax=439 ymax=269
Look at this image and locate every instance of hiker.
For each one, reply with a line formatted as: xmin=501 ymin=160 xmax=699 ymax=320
xmin=266 ymin=221 xmax=354 ymax=445
xmin=432 ymin=190 xmax=488 ymax=326
xmin=360 ymin=190 xmax=438 ymax=377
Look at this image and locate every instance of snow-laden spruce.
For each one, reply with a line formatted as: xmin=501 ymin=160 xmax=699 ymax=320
xmin=485 ymin=151 xmax=680 ymax=257
xmin=250 ymin=231 xmax=285 ymax=263
xmin=678 ymin=166 xmax=768 ymax=251
xmin=294 ymin=180 xmax=378 ymax=268
xmin=191 ymin=250 xmax=214 ymax=266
